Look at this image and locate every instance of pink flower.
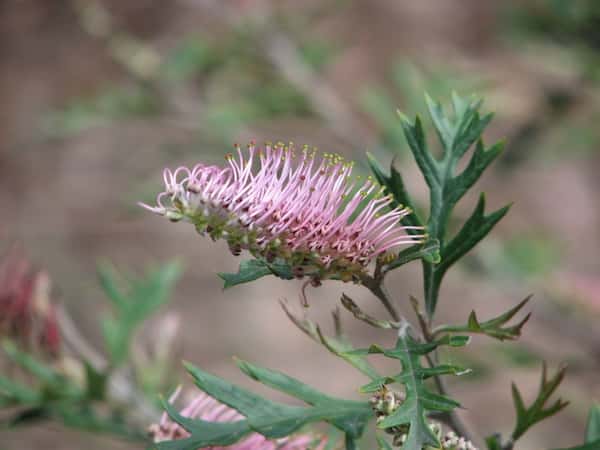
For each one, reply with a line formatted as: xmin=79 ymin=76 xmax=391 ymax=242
xmin=0 ymin=246 xmax=61 ymax=356
xmin=149 ymin=387 xmax=326 ymax=449
xmin=141 ymin=142 xmax=424 ymax=281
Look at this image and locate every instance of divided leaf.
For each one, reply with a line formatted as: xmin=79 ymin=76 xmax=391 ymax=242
xmin=434 ymin=296 xmax=532 ymax=341
xmin=511 ymin=363 xmax=569 ymax=442
xmin=159 ymin=361 xmax=372 ymax=449
xmin=350 ymin=327 xmax=468 ymax=450
xmin=366 ymin=152 xmax=423 ymax=234
xmin=369 ymin=93 xmax=508 ymax=318
xmin=440 ymin=194 xmax=511 ymax=274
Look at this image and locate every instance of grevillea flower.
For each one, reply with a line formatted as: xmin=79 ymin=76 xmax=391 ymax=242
xmin=0 ymin=246 xmax=61 ymax=356
xmin=148 ymin=387 xmax=326 ymax=449
xmin=141 ymin=142 xmax=424 ymax=282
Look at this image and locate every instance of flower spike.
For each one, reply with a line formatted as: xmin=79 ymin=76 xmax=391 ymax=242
xmin=141 ymin=142 xmax=424 ymax=281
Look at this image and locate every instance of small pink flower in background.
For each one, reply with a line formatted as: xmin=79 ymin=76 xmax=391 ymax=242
xmin=141 ymin=142 xmax=424 ymax=282
xmin=0 ymin=246 xmax=61 ymax=356
xmin=149 ymin=387 xmax=326 ymax=449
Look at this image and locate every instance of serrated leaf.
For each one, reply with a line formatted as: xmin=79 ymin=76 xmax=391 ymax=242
xmin=398 ymin=113 xmax=440 ymax=188
xmin=448 ymin=139 xmax=504 ymax=205
xmin=357 ymin=327 xmax=463 ymax=450
xmin=511 ymin=363 xmax=569 ymax=441
xmin=366 ymin=152 xmax=423 ymax=233
xmin=218 ymin=258 xmax=294 ymax=289
xmin=441 ymin=194 xmax=511 ymax=273
xmin=434 ymin=296 xmax=532 ymax=341
xmin=396 ymin=93 xmax=508 ymax=319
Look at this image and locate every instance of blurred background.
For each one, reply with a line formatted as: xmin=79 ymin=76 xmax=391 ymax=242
xmin=1 ymin=0 xmax=600 ymax=448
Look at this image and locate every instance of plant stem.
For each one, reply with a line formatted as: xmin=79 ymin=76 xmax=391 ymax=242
xmin=361 ymin=275 xmax=401 ymax=322
xmin=502 ymin=439 xmax=514 ymax=450
xmin=345 ymin=435 xmax=357 ymax=450
xmin=363 ymin=276 xmax=475 ymax=443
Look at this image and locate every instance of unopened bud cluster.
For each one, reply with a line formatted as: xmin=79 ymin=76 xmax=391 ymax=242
xmin=141 ymin=142 xmax=424 ymax=283
xmin=370 ymin=388 xmax=408 ymax=446
xmin=438 ymin=430 xmax=477 ymax=450
xmin=370 ymin=388 xmax=477 ymax=450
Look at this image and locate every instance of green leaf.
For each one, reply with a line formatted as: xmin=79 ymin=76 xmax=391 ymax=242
xmin=585 ymin=404 xmax=600 ymax=443
xmin=157 ymin=398 xmax=251 ymax=450
xmin=366 ymin=152 xmax=423 ymax=234
xmin=511 ymin=363 xmax=569 ymax=442
xmin=355 ymin=326 xmax=465 ymax=450
xmin=398 ymin=113 xmax=440 ymax=188
xmin=377 ymin=435 xmax=394 ymax=450
xmin=448 ymin=140 xmax=504 ymax=205
xmin=235 ymin=358 xmax=371 ymax=437
xmin=384 ymin=239 xmax=440 ymax=271
xmin=485 ymin=433 xmax=503 ymax=450
xmin=279 ymin=300 xmax=380 ymax=380
xmin=442 ymin=194 xmax=510 ymax=274
xmin=183 ymin=362 xmax=372 ymax=440
xmin=100 ymin=262 xmax=181 ymax=366
xmin=2 ymin=341 xmax=65 ymax=388
xmin=434 ymin=295 xmax=532 ymax=341
xmin=395 ymin=93 xmax=508 ymax=319
xmin=218 ymin=258 xmax=294 ymax=289
xmin=0 ymin=376 xmax=40 ymax=405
